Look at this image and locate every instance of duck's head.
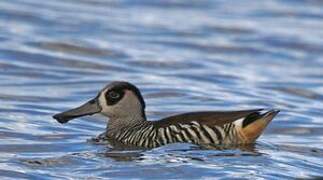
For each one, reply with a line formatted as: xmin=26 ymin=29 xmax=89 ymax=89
xmin=53 ymin=81 xmax=146 ymax=124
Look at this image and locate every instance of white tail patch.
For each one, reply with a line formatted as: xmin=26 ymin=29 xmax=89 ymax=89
xmin=233 ymin=117 xmax=245 ymax=127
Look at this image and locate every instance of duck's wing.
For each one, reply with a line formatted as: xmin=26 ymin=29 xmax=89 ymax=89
xmin=153 ymin=109 xmax=279 ymax=143
xmin=153 ymin=109 xmax=267 ymax=128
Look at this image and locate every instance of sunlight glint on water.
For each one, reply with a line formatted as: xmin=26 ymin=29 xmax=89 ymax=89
xmin=0 ymin=0 xmax=323 ymax=179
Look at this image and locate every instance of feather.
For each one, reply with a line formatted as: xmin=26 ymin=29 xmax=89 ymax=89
xmin=153 ymin=109 xmax=264 ymax=128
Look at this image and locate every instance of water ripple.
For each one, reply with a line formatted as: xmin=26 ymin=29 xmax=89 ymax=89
xmin=0 ymin=0 xmax=322 ymax=179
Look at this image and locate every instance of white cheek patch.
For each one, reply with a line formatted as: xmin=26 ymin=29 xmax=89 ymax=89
xmin=99 ymin=91 xmax=107 ymax=107
xmin=98 ymin=90 xmax=112 ymax=116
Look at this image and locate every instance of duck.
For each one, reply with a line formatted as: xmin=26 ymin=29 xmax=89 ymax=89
xmin=53 ymin=81 xmax=279 ymax=148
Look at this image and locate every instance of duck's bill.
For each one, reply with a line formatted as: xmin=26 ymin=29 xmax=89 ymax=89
xmin=53 ymin=97 xmax=102 ymax=124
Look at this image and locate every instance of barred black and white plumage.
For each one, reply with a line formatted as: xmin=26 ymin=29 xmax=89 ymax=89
xmin=53 ymin=81 xmax=280 ymax=148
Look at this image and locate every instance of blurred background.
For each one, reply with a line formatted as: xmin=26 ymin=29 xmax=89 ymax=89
xmin=0 ymin=0 xmax=322 ymax=179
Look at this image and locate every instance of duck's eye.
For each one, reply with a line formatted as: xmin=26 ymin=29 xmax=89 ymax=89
xmin=105 ymin=89 xmax=125 ymax=106
xmin=109 ymin=91 xmax=120 ymax=99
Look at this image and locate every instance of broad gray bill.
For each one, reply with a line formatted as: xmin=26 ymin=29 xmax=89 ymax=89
xmin=53 ymin=97 xmax=102 ymax=124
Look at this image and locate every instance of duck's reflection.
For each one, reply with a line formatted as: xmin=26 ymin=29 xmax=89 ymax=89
xmin=91 ymin=137 xmax=262 ymax=162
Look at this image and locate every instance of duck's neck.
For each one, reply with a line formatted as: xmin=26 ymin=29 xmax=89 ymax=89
xmin=106 ymin=113 xmax=147 ymax=137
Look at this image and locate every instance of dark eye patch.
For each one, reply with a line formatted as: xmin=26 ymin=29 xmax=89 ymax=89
xmin=105 ymin=89 xmax=125 ymax=105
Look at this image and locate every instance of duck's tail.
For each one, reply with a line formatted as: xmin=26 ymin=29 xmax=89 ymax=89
xmin=235 ymin=109 xmax=280 ymax=143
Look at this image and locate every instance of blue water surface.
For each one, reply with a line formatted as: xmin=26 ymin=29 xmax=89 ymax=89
xmin=0 ymin=0 xmax=323 ymax=179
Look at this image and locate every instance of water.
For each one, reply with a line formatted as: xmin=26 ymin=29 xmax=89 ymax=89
xmin=0 ymin=0 xmax=323 ymax=179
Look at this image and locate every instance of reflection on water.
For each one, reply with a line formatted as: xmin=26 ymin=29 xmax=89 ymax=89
xmin=0 ymin=0 xmax=323 ymax=179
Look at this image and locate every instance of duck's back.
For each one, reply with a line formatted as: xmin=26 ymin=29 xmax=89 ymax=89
xmin=150 ymin=109 xmax=279 ymax=147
